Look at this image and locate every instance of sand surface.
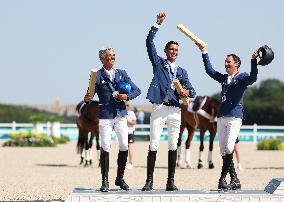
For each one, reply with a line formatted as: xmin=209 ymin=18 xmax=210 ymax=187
xmin=0 ymin=141 xmax=284 ymax=201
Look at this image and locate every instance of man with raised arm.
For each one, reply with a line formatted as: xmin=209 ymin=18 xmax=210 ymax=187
xmin=142 ymin=12 xmax=196 ymax=191
xmin=196 ymin=44 xmax=258 ymax=190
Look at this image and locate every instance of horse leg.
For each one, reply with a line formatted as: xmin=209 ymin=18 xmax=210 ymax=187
xmin=177 ymin=123 xmax=185 ymax=168
xmin=185 ymin=125 xmax=195 ymax=168
xmin=82 ymin=132 xmax=90 ymax=167
xmin=197 ymin=129 xmax=206 ymax=169
xmin=87 ymin=132 xmax=95 ymax=167
xmin=95 ymin=133 xmax=100 ymax=167
xmin=208 ymin=127 xmax=217 ymax=169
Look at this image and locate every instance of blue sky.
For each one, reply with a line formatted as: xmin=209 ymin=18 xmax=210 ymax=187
xmin=0 ymin=0 xmax=283 ymax=105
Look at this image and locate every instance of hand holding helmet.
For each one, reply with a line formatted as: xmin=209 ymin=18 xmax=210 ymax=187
xmin=113 ymin=81 xmax=132 ymax=101
xmin=252 ymin=50 xmax=259 ymax=60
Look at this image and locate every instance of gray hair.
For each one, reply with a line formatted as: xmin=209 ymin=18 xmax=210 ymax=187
xmin=99 ymin=47 xmax=114 ymax=62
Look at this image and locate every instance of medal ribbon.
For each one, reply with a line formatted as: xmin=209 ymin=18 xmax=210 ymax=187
xmin=222 ymin=72 xmax=239 ymax=102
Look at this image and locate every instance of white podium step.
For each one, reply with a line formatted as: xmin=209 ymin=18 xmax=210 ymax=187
xmin=65 ymin=188 xmax=284 ymax=202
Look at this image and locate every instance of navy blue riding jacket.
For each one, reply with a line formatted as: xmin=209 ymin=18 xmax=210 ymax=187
xmin=146 ymin=26 xmax=196 ymax=107
xmin=202 ymin=53 xmax=258 ymax=119
xmin=94 ymin=68 xmax=141 ymax=119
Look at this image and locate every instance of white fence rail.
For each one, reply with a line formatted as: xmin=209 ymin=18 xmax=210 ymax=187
xmin=1 ymin=122 xmax=284 ymax=143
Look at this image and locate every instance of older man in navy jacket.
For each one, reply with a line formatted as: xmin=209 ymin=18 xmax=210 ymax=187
xmin=142 ymin=13 xmax=196 ymax=192
xmin=84 ymin=47 xmax=141 ymax=192
xmin=197 ymin=44 xmax=259 ymax=190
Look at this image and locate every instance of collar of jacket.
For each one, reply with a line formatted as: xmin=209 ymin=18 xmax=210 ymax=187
xmin=101 ymin=67 xmax=121 ymax=82
xmin=163 ymin=59 xmax=180 ymax=79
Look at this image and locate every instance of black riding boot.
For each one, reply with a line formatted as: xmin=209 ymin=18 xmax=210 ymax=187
xmin=100 ymin=149 xmax=109 ymax=192
xmin=229 ymin=157 xmax=241 ymax=190
xmin=218 ymin=153 xmax=233 ymax=190
xmin=166 ymin=150 xmax=178 ymax=191
xmin=142 ymin=150 xmax=157 ymax=191
xmin=115 ymin=150 xmax=129 ymax=190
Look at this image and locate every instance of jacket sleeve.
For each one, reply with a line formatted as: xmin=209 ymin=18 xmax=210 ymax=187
xmin=242 ymin=59 xmax=258 ymax=86
xmin=146 ymin=26 xmax=162 ymax=68
xmin=122 ymin=70 xmax=141 ymax=100
xmin=202 ymin=53 xmax=226 ymax=83
xmin=180 ymin=69 xmax=196 ymax=98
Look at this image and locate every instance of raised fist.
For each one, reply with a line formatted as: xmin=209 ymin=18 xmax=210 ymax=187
xmin=156 ymin=12 xmax=166 ymax=25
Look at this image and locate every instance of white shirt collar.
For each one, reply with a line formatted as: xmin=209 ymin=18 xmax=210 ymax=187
xmin=227 ymin=71 xmax=239 ymax=84
xmin=103 ymin=67 xmax=117 ymax=81
xmin=167 ymin=60 xmax=176 ymax=73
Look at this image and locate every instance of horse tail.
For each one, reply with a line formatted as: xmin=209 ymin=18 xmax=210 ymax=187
xmin=77 ymin=129 xmax=84 ymax=154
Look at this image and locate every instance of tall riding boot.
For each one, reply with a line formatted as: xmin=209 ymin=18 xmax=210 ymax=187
xmin=166 ymin=150 xmax=178 ymax=191
xmin=229 ymin=155 xmax=241 ymax=190
xmin=100 ymin=149 xmax=109 ymax=192
xmin=115 ymin=150 xmax=129 ymax=190
xmin=218 ymin=153 xmax=233 ymax=190
xmin=142 ymin=150 xmax=157 ymax=191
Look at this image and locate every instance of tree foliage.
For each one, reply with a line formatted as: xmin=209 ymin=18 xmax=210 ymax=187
xmin=0 ymin=104 xmax=75 ymax=123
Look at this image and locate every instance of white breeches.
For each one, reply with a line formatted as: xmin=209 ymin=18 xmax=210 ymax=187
xmin=149 ymin=104 xmax=181 ymax=151
xmin=217 ymin=117 xmax=242 ymax=156
xmin=99 ymin=116 xmax=128 ymax=152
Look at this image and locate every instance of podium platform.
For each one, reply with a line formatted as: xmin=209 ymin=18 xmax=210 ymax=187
xmin=65 ymin=188 xmax=284 ymax=202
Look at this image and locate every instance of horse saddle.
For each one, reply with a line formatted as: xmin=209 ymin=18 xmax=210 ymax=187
xmin=192 ymin=96 xmax=207 ymax=112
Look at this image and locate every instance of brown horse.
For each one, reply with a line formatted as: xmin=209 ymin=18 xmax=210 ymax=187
xmin=177 ymin=96 xmax=219 ymax=169
xmin=76 ymin=100 xmax=100 ymax=167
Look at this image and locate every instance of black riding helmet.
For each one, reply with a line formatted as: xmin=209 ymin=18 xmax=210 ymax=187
xmin=257 ymin=45 xmax=274 ymax=66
